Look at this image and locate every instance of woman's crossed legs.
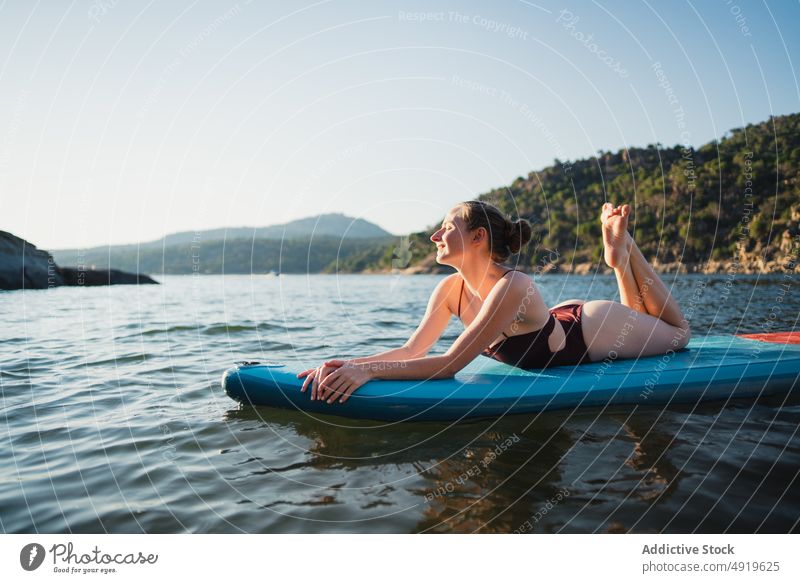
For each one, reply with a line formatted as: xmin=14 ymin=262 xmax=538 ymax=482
xmin=581 ymin=203 xmax=691 ymax=362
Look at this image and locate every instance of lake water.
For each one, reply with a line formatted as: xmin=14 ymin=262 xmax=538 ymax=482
xmin=1 ymin=273 xmax=798 ymax=533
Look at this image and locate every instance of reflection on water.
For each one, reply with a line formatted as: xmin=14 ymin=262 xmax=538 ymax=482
xmin=1 ymin=274 xmax=798 ymax=533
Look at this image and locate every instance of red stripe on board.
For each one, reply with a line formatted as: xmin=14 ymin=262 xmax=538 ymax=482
xmin=736 ymin=332 xmax=800 ymax=344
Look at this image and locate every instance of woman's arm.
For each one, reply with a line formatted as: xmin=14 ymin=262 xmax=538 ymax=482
xmin=346 ymin=346 xmax=417 ymax=364
xmin=369 ymin=272 xmax=531 ymax=380
xmin=317 ymin=272 xmax=532 ymax=401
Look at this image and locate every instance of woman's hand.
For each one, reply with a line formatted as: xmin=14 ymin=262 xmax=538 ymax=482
xmin=316 ymin=360 xmax=374 ymax=404
xmin=297 ymin=360 xmax=346 ymax=401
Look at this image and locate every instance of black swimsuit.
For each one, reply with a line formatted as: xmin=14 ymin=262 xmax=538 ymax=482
xmin=457 ymin=269 xmax=591 ymax=369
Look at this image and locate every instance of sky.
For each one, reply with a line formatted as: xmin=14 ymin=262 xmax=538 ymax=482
xmin=1 ymin=0 xmax=799 ymax=249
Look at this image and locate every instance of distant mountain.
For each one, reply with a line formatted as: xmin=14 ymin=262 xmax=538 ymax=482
xmin=51 ymin=213 xmax=397 ymax=274
xmin=50 ymin=236 xmax=395 ymax=275
xmin=145 ymin=212 xmax=394 ymax=247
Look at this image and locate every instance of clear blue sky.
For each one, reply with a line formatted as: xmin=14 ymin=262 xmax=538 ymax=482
xmin=1 ymin=0 xmax=798 ymax=249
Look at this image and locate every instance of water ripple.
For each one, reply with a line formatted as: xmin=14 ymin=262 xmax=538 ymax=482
xmin=1 ymin=274 xmax=798 ymax=533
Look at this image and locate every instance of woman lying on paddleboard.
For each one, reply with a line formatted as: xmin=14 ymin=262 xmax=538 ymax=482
xmin=298 ymin=200 xmax=691 ymax=405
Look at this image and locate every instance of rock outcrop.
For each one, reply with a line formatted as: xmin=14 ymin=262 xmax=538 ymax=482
xmin=0 ymin=231 xmax=62 ymax=289
xmin=57 ymin=267 xmax=158 ymax=286
xmin=0 ymin=231 xmax=158 ymax=291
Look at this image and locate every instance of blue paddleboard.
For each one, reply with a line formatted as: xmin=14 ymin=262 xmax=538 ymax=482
xmin=221 ymin=333 xmax=800 ymax=422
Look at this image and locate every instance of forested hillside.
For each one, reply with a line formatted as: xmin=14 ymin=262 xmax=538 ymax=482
xmin=386 ymin=112 xmax=800 ymax=274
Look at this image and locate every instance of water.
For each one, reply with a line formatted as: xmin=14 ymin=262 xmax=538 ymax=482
xmin=1 ymin=273 xmax=798 ymax=533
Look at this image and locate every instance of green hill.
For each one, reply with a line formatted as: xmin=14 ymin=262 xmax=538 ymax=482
xmin=385 ymin=112 xmax=800 ymax=274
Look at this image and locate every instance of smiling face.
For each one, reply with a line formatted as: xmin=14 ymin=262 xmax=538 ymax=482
xmin=430 ymin=206 xmax=474 ymax=266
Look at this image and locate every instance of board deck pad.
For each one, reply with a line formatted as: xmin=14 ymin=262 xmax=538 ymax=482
xmin=221 ymin=333 xmax=800 ymax=422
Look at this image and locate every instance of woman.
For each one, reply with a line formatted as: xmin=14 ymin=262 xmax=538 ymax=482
xmin=299 ymin=200 xmax=691 ymax=405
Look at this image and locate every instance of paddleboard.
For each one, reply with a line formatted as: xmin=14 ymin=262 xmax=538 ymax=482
xmin=221 ymin=333 xmax=800 ymax=422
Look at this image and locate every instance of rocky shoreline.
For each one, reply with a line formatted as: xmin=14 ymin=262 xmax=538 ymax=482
xmin=0 ymin=231 xmax=158 ymax=291
xmin=365 ymin=253 xmax=798 ymax=276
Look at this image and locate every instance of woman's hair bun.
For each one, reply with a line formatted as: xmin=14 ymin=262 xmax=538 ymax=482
xmin=457 ymin=200 xmax=533 ymax=262
xmin=506 ymin=218 xmax=533 ymax=254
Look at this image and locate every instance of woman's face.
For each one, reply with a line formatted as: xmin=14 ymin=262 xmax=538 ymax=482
xmin=430 ymin=207 xmax=471 ymax=265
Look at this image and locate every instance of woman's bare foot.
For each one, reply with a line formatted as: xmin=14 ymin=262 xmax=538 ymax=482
xmin=601 ymin=202 xmax=632 ymax=269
